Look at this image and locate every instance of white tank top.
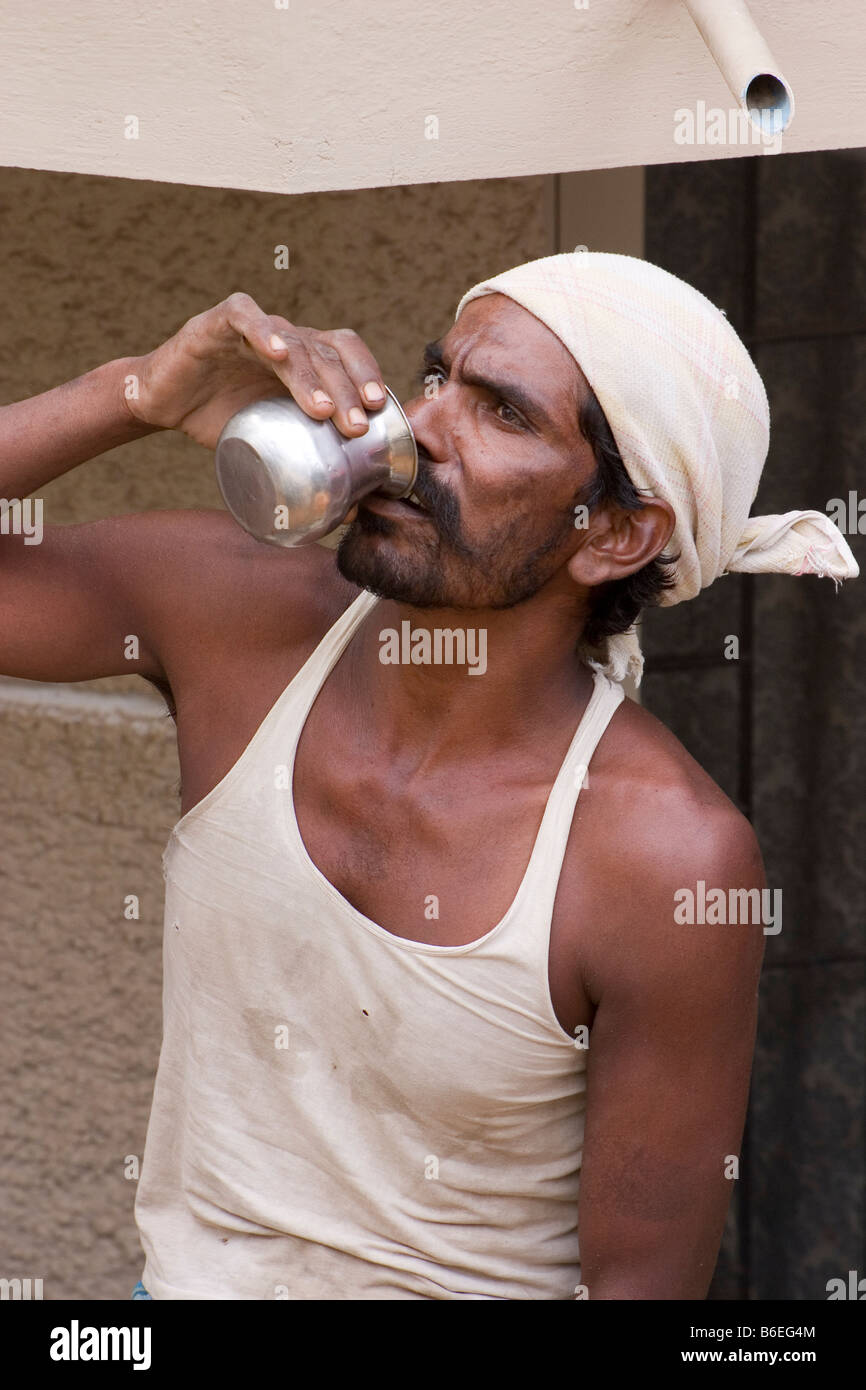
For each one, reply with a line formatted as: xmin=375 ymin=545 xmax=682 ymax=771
xmin=135 ymin=589 xmax=625 ymax=1300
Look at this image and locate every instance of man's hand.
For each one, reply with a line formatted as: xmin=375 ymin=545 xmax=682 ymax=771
xmin=124 ymin=291 xmax=388 ymax=450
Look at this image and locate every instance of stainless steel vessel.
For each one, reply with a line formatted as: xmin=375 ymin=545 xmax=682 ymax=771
xmin=214 ymin=388 xmax=417 ymax=547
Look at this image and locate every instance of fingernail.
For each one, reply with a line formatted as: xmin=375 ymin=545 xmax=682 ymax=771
xmin=269 ymin=333 xmax=286 ymax=352
xmin=349 ymin=407 xmax=367 ymax=426
xmin=363 ymin=382 xmax=385 ymax=402
xmin=313 ymin=390 xmax=334 ymax=406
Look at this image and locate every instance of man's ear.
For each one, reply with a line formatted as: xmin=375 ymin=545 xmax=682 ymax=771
xmin=567 ymin=497 xmax=676 ymax=588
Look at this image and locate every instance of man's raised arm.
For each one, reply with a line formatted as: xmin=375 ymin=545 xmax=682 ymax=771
xmin=0 ymin=356 xmax=159 ymax=500
xmin=0 ymin=293 xmax=387 ymax=687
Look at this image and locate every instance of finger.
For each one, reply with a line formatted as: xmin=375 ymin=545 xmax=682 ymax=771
xmin=265 ymin=326 xmax=381 ymax=438
xmin=318 ymin=327 xmax=387 ymax=408
xmin=266 ymin=324 xmax=379 ymax=433
xmin=304 ymin=338 xmax=379 ymax=437
xmin=222 ymin=291 xmax=288 ymax=360
xmin=222 ymin=297 xmax=340 ymax=421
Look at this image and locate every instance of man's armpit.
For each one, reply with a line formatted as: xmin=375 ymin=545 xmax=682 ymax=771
xmin=143 ymin=672 xmax=176 ymax=721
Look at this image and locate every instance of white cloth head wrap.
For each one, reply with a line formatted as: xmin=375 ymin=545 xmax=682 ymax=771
xmin=455 ymin=251 xmax=859 ymax=685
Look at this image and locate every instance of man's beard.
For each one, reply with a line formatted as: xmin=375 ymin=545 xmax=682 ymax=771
xmin=336 ymin=474 xmax=577 ymax=611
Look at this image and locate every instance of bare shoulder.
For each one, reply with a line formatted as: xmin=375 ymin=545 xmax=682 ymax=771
xmin=575 ymin=690 xmax=767 ymax=1004
xmin=603 ymin=692 xmax=756 ymax=828
xmin=126 ymin=508 xmax=363 ymax=669
xmin=597 ymin=691 xmax=759 ymax=851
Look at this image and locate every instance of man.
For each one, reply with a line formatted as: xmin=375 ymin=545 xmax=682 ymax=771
xmin=0 ymin=252 xmax=856 ymax=1300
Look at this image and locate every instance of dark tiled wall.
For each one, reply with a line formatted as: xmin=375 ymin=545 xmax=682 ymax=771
xmin=644 ymin=152 xmax=866 ymax=1301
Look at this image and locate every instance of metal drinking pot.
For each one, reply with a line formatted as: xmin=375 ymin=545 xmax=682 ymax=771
xmin=214 ymin=388 xmax=418 ymax=548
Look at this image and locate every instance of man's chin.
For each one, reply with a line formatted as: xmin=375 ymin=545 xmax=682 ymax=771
xmin=335 ymin=525 xmax=438 ymax=604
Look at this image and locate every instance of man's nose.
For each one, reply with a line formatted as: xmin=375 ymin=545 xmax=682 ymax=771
xmin=403 ymin=383 xmax=449 ymax=455
xmin=404 ymin=421 xmax=441 ymax=480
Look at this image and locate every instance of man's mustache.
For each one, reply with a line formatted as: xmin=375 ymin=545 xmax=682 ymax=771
xmin=412 ymin=456 xmax=455 ymax=524
xmin=354 ymin=454 xmax=465 ymax=547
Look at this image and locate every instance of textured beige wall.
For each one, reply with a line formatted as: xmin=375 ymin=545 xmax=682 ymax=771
xmin=0 ymin=165 xmax=553 ymax=1299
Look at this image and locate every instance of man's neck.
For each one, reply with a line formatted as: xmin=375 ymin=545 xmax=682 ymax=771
xmin=343 ymin=591 xmax=596 ymax=766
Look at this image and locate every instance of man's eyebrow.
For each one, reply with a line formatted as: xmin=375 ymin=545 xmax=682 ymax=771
xmin=421 ymin=340 xmax=556 ymax=433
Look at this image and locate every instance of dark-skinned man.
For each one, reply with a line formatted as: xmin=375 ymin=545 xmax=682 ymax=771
xmin=0 ymin=251 xmax=856 ymax=1299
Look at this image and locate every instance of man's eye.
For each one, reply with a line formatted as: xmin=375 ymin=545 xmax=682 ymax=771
xmin=494 ymin=401 xmax=523 ymax=428
xmin=414 ymin=367 xmax=524 ymax=429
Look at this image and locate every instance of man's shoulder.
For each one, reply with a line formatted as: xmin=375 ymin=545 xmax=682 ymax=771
xmin=571 ymin=689 xmax=766 ymax=1000
xmin=223 ymin=516 xmax=364 ymax=641
xmin=131 ymin=509 xmax=366 ymax=708
xmin=153 ymin=508 xmax=364 ymax=649
xmin=596 ymin=689 xmax=760 ymax=869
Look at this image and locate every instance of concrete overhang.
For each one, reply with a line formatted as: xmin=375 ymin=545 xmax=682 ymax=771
xmin=1 ymin=1 xmax=864 ymax=194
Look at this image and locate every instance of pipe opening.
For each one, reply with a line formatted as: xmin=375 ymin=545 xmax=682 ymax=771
xmin=744 ymin=73 xmax=792 ymax=134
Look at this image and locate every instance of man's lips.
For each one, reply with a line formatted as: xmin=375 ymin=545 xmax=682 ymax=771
xmin=359 ymin=492 xmax=431 ymax=520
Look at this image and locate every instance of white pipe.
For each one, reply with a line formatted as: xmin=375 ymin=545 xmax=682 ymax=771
xmin=682 ymin=0 xmax=795 ymax=134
